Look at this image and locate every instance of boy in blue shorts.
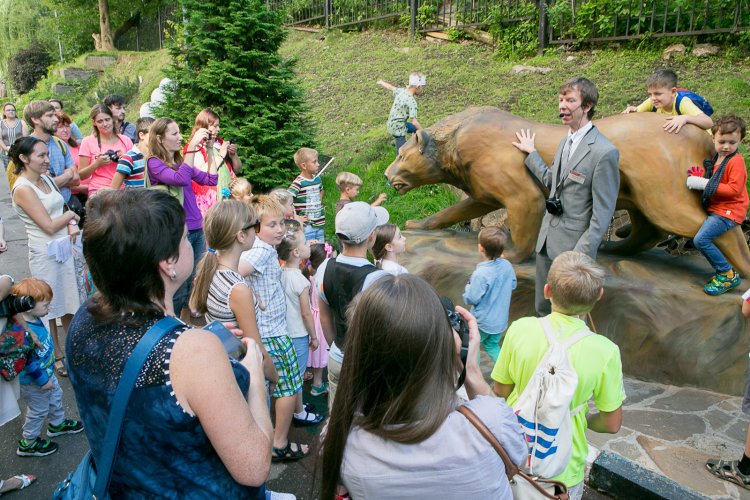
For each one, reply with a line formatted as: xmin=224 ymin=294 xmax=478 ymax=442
xmin=377 ymin=73 xmax=425 ymax=153
xmin=239 ymin=195 xmax=321 ymax=463
xmin=622 ymin=68 xmax=713 ymax=134
xmin=463 ymin=227 xmax=516 ymax=363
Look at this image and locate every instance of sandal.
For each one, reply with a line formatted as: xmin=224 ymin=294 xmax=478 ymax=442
xmin=54 ymin=357 xmax=68 ymax=378
xmin=271 ymin=441 xmax=308 ymax=462
xmin=293 ymin=409 xmax=324 ymax=426
xmin=0 ymin=474 xmax=36 ymax=495
xmin=706 ymin=458 xmax=750 ymax=490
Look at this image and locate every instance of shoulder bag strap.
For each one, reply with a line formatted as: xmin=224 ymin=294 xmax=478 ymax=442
xmin=457 ymin=405 xmax=568 ymax=500
xmin=92 ymin=316 xmax=183 ymax=497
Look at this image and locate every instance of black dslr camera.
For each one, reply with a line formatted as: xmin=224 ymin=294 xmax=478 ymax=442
xmin=0 ymin=294 xmax=35 ymax=318
xmin=440 ymin=296 xmax=469 ymax=388
xmin=546 ymin=196 xmax=563 ymax=216
xmin=103 ymin=150 xmax=120 ymax=163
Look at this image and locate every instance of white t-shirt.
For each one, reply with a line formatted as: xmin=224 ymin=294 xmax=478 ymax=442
xmin=380 ymin=259 xmax=409 ymax=276
xmin=280 ymin=267 xmax=310 ymax=339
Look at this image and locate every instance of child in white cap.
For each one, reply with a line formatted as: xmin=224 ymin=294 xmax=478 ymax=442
xmin=377 ymin=73 xmax=426 ymax=154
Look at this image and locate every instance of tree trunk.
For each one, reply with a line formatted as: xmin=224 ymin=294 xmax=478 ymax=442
xmin=97 ymin=0 xmax=116 ymax=51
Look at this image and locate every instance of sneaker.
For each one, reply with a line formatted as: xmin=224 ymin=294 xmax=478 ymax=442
xmin=17 ymin=437 xmax=58 ymax=457
xmin=47 ymin=419 xmax=84 ymax=437
xmin=704 ymin=271 xmax=741 ymax=296
xmin=310 ymin=383 xmax=328 ymax=396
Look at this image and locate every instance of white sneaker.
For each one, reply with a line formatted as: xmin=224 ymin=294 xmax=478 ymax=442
xmin=267 ymin=490 xmax=296 ymax=500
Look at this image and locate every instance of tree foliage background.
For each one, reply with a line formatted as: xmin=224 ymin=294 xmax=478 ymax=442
xmin=160 ymin=0 xmax=315 ymax=191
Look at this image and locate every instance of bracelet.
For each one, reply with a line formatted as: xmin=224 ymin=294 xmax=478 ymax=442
xmin=184 ymin=149 xmax=200 ymax=154
xmin=68 ymin=219 xmax=78 ymax=226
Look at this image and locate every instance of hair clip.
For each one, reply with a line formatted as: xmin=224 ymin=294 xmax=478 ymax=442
xmin=221 ymin=186 xmax=232 ymax=199
xmin=207 ymin=248 xmax=217 ymax=254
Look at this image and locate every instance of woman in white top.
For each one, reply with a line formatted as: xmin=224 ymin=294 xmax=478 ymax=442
xmin=372 ymin=223 xmax=409 ymax=275
xmin=189 ymin=200 xmax=278 ymax=386
xmin=10 ymin=137 xmax=81 ymax=376
xmin=321 ymin=274 xmax=527 ymax=500
xmin=0 ymin=103 xmax=28 ymax=169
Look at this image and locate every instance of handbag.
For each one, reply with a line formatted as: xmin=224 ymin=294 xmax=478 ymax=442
xmin=0 ymin=318 xmax=34 ymax=382
xmin=53 ymin=316 xmax=183 ymax=499
xmin=458 ymin=405 xmax=569 ymax=500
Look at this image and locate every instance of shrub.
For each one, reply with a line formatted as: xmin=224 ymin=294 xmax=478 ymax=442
xmin=8 ymin=43 xmax=52 ymax=94
xmin=87 ymin=76 xmax=139 ymax=107
xmin=161 ymin=0 xmax=315 ymax=192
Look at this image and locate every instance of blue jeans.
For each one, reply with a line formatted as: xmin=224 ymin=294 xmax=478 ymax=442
xmin=173 ymin=228 xmax=206 ymax=314
xmin=291 ymin=336 xmax=309 ymax=386
xmin=693 ymin=214 xmax=736 ymax=273
xmin=303 ymin=225 xmax=324 ymax=242
xmin=393 ymin=121 xmax=418 ymax=153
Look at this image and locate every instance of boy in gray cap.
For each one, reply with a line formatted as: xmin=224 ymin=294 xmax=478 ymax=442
xmin=314 ymin=202 xmax=389 ymax=409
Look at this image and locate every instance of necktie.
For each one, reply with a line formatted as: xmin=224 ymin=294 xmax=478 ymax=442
xmin=560 ymin=136 xmax=574 ymax=179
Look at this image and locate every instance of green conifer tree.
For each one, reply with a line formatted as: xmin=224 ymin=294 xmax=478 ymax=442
xmin=161 ymin=0 xmax=314 ymax=191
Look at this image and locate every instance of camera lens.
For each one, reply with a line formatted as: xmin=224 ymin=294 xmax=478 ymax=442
xmin=0 ymin=294 xmax=36 ymax=318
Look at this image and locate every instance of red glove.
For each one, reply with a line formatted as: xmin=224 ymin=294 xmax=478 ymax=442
xmin=687 ymin=165 xmax=705 ymax=177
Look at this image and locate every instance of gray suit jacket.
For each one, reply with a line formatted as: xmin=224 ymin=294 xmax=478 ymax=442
xmin=525 ymin=125 xmax=620 ymax=259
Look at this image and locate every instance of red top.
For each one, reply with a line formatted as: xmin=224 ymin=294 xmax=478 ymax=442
xmin=708 ymin=154 xmax=749 ymax=224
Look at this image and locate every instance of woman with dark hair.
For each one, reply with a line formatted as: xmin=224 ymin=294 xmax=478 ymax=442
xmin=66 ymin=189 xmax=273 ymax=497
xmin=77 ymin=104 xmax=133 ymax=196
xmin=185 ymin=109 xmax=243 ymax=217
xmin=146 ymin=117 xmax=218 ymax=321
xmin=10 ymin=136 xmax=81 ymax=377
xmin=321 ymin=274 xmax=527 ymax=499
xmin=1 ymin=102 xmax=28 ymax=169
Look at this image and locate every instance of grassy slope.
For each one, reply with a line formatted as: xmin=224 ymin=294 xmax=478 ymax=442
xmin=17 ymin=50 xmax=171 ymax=136
xmin=279 ymin=29 xmax=750 ymax=228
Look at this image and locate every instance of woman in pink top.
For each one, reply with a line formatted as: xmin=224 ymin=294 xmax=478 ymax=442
xmin=77 ymin=104 xmax=133 ymax=195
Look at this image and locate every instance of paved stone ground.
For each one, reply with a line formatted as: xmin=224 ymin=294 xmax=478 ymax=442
xmin=0 ymin=173 xmax=749 ymax=499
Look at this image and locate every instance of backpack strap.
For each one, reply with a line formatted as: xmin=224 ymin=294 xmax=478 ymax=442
xmin=51 ymin=135 xmax=68 ymax=157
xmin=674 ymin=90 xmax=684 ymax=116
xmin=539 ymin=316 xmax=593 ymax=348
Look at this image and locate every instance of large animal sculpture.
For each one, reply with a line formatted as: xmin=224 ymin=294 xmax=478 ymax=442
xmin=384 ymin=106 xmax=750 ymax=276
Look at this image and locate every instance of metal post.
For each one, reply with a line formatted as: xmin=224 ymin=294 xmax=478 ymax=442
xmin=410 ymin=0 xmax=417 ymax=41
xmin=325 ymin=0 xmax=331 ymax=28
xmin=537 ymin=0 xmax=547 ymax=54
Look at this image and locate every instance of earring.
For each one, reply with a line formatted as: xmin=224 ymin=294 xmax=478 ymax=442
xmin=170 ymin=270 xmax=177 ymax=281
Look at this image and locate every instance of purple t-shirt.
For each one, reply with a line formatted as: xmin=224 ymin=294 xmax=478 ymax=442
xmin=147 ymin=157 xmax=218 ymax=230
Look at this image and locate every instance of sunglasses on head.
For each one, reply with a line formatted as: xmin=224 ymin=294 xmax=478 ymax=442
xmin=242 ymin=219 xmax=260 ymax=232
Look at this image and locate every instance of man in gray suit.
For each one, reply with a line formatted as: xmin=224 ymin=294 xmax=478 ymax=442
xmin=512 ymin=77 xmax=620 ymax=315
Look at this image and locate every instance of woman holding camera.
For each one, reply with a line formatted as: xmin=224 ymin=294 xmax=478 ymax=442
xmin=146 ymin=117 xmax=218 ymax=321
xmin=10 ymin=137 xmax=81 ymax=376
xmin=321 ymin=274 xmax=527 ymax=499
xmin=184 ymin=109 xmax=242 ymax=217
xmin=77 ymin=104 xmax=133 ymax=196
xmin=67 ymin=189 xmax=272 ymax=497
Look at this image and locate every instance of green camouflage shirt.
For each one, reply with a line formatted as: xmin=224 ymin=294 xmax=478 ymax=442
xmin=386 ymin=88 xmax=418 ymax=137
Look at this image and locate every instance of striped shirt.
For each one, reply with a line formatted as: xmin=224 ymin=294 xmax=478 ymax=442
xmin=205 ymin=269 xmax=259 ymax=325
xmin=240 ymin=238 xmax=287 ymax=338
xmin=116 ymin=145 xmax=146 ymax=188
xmin=289 ymin=175 xmax=325 ymax=228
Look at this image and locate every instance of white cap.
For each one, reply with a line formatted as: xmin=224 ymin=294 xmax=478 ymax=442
xmin=408 ymin=74 xmax=426 ymax=87
xmin=335 ymin=202 xmax=390 ymax=244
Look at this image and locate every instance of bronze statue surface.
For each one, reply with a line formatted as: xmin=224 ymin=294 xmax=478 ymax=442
xmin=385 ymin=107 xmax=750 ymax=276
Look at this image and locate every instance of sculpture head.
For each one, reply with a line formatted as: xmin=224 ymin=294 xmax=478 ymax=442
xmin=385 ymin=130 xmax=446 ymax=194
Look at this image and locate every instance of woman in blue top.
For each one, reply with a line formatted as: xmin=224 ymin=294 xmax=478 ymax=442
xmin=66 ymin=189 xmax=272 ymax=498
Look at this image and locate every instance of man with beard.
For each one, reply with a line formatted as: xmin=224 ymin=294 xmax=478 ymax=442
xmin=22 ymin=101 xmax=79 ymax=205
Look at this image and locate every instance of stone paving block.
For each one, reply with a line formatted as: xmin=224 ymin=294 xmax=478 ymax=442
xmin=623 ymin=409 xmax=706 ymax=441
xmin=649 ymin=387 xmax=729 ymax=412
xmin=623 ymin=378 xmax=669 ymax=405
xmin=705 ymin=409 xmax=737 ymax=433
xmin=85 ymin=54 xmax=117 ymax=71
xmin=586 ymin=426 xmax=635 ymax=450
xmin=637 ymin=435 xmax=735 ymax=498
xmin=724 ymin=418 xmax=750 ymax=444
xmin=52 ymin=82 xmax=76 ymax=95
xmin=718 ymin=399 xmax=743 ymax=412
xmin=60 ymin=67 xmax=97 ymax=82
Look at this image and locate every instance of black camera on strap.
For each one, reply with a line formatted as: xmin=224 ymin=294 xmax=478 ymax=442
xmin=546 ymin=196 xmax=563 ymax=216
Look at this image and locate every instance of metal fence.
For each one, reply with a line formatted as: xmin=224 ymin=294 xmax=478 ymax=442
xmin=270 ymin=0 xmax=750 ymax=47
xmin=115 ymin=3 xmax=181 ymax=51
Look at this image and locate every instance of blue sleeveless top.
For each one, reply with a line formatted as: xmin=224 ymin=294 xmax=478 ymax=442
xmin=67 ymin=306 xmax=265 ymax=499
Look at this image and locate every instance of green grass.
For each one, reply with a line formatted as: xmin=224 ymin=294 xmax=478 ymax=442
xmin=279 ymin=28 xmax=750 ymax=229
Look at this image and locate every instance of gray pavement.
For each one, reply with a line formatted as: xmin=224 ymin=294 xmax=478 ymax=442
xmin=1 ymin=170 xmax=749 ymax=499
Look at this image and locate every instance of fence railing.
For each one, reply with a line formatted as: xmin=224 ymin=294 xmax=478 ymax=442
xmin=115 ymin=3 xmax=181 ymax=51
xmin=269 ymin=0 xmax=750 ymax=49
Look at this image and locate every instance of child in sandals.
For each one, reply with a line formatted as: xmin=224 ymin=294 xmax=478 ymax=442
xmin=706 ymin=287 xmax=750 ymax=489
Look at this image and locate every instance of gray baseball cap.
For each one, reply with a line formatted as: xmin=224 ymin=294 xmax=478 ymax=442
xmin=335 ymin=202 xmax=389 ymax=244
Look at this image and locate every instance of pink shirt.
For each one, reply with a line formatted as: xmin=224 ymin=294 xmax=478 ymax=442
xmin=78 ymin=134 xmax=133 ymax=194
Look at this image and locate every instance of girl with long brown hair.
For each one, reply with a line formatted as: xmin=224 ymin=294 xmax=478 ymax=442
xmin=185 ymin=109 xmax=242 ymax=217
xmin=321 ymin=274 xmax=526 ymax=499
xmin=146 ymin=117 xmax=218 ymax=320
